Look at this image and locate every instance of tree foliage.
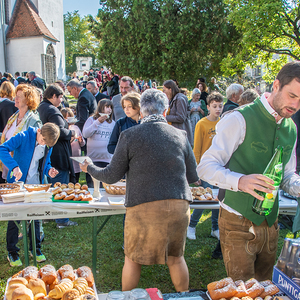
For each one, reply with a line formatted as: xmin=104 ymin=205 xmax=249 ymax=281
xmin=64 ymin=11 xmax=100 ymax=74
xmin=222 ymin=0 xmax=300 ymax=82
xmin=89 ymin=0 xmax=241 ymax=87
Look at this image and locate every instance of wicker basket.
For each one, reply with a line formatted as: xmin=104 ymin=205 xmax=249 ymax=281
xmin=24 ymin=184 xmax=52 ymax=192
xmin=0 ymin=183 xmax=20 ymax=199
xmin=103 ymin=180 xmax=126 ymax=195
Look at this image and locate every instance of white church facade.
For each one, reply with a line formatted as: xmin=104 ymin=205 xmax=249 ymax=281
xmin=0 ymin=0 xmax=65 ymax=82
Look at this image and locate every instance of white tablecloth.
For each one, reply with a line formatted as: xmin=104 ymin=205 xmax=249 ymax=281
xmin=0 ymin=189 xmax=126 ymax=221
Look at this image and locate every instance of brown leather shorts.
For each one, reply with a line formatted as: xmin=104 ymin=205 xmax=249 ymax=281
xmin=124 ymin=199 xmax=190 ymax=265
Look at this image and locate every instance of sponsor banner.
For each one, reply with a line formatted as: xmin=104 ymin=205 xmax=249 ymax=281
xmin=0 ymin=202 xmax=125 ymax=221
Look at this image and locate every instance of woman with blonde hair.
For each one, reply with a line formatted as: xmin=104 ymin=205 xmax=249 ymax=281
xmin=0 ymin=82 xmax=18 ymax=134
xmin=108 ymin=92 xmax=140 ymax=154
xmin=1 ymin=84 xmax=41 ymax=176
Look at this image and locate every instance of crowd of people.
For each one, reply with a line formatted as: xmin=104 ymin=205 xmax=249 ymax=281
xmin=1 ymin=62 xmax=300 ymax=292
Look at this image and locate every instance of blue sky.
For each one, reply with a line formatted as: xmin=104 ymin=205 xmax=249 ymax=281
xmin=63 ymin=0 xmax=100 ymax=17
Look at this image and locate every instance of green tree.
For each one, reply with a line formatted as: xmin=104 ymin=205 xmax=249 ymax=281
xmin=90 ymin=0 xmax=241 ymax=87
xmin=64 ymin=11 xmax=100 ymax=74
xmin=222 ymin=0 xmax=300 ymax=82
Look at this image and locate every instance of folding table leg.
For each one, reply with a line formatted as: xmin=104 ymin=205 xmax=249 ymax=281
xmin=31 ymin=221 xmax=37 ymax=266
xmin=21 ymin=220 xmax=29 ymax=266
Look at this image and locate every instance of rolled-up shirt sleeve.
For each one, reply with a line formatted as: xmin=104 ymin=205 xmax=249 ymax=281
xmin=197 ymin=111 xmax=246 ymax=191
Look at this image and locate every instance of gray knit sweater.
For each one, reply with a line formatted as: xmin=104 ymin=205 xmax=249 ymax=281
xmin=87 ymin=117 xmax=199 ymax=207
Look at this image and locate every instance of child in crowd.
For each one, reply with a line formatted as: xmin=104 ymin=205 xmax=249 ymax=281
xmin=187 ymin=92 xmax=224 ymax=241
xmin=61 ymin=108 xmax=85 ymax=182
xmin=0 ymin=123 xmax=60 ymax=266
xmin=82 ymin=99 xmax=115 ymax=187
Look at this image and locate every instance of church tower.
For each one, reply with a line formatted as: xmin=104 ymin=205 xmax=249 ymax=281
xmin=0 ymin=0 xmax=65 ymax=81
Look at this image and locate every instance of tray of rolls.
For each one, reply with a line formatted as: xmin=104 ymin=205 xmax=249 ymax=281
xmin=52 ymin=182 xmax=93 ymax=203
xmin=206 ymin=277 xmax=281 ymax=300
xmin=4 ymin=264 xmax=97 ymax=300
xmin=190 ymin=187 xmax=219 ymax=204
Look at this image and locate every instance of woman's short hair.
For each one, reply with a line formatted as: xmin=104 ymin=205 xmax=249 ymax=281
xmin=40 ymin=122 xmax=60 ymax=147
xmin=191 ymin=88 xmax=201 ymax=99
xmin=43 ymin=84 xmax=64 ymax=100
xmin=0 ymin=81 xmax=16 ymax=100
xmin=238 ymin=89 xmax=259 ymax=106
xmin=94 ymin=99 xmax=114 ymax=123
xmin=16 ymin=84 xmax=40 ymax=110
xmin=121 ymin=92 xmax=141 ymax=111
xmin=163 ymin=80 xmax=180 ymax=100
xmin=198 ymin=82 xmax=208 ymax=92
xmin=140 ymin=89 xmax=169 ymax=117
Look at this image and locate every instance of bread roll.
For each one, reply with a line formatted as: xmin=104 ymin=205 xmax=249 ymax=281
xmin=61 ymin=184 xmax=68 ymax=189
xmin=58 ymin=265 xmax=75 ymax=281
xmin=39 ymin=265 xmax=57 ymax=285
xmin=75 ymin=183 xmax=81 ymax=189
xmin=54 ymin=182 xmax=61 ymax=187
xmin=68 ymin=183 xmax=75 ymax=189
xmin=52 ymin=187 xmax=62 ymax=195
xmin=49 ymin=277 xmax=60 ymax=291
xmin=27 ymin=278 xmax=46 ymax=296
xmin=81 ymin=185 xmax=88 ymax=191
xmin=77 ymin=267 xmax=94 ymax=287
xmin=6 ymin=284 xmax=26 ymax=300
xmin=48 ymin=278 xmax=74 ymax=299
xmin=73 ymin=278 xmax=88 ymax=295
xmin=85 ymin=287 xmax=96 ymax=296
xmin=22 ymin=266 xmax=39 ymax=281
xmin=11 ymin=286 xmax=34 ymax=300
xmin=34 ymin=293 xmax=45 ymax=300
xmin=62 ymin=289 xmax=80 ymax=300
xmin=8 ymin=278 xmax=28 ymax=287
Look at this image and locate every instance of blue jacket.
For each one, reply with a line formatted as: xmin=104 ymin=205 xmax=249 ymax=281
xmin=0 ymin=127 xmax=53 ymax=183
xmin=107 ymin=116 xmax=140 ymax=154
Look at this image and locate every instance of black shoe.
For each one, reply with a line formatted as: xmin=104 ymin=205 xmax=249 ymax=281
xmin=212 ymin=250 xmax=223 ymax=259
xmin=57 ymin=221 xmax=78 ymax=229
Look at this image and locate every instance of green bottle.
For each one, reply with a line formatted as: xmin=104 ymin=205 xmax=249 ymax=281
xmin=252 ymin=146 xmax=283 ymax=216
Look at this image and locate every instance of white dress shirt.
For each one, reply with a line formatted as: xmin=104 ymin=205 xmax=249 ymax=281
xmin=197 ymin=94 xmax=300 ymax=214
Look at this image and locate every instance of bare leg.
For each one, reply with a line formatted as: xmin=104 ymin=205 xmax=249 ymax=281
xmin=167 ymin=256 xmax=189 ymax=292
xmin=122 ymin=256 xmax=142 ymax=291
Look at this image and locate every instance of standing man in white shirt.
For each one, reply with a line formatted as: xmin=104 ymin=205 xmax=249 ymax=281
xmin=198 ymin=61 xmax=300 ymax=281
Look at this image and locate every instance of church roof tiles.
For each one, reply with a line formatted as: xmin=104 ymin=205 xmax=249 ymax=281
xmin=6 ymin=0 xmax=59 ymax=42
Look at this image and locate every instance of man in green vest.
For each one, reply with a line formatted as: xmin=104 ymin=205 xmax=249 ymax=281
xmin=198 ymin=61 xmax=300 ymax=281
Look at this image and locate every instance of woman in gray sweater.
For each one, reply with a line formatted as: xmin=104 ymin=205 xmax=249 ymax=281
xmin=80 ymin=89 xmax=198 ymax=292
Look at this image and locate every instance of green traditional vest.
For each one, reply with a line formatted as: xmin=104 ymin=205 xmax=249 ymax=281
xmin=224 ymin=99 xmax=296 ymax=226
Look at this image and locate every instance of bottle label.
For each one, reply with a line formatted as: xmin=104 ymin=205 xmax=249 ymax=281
xmin=275 ymin=163 xmax=283 ymax=174
xmin=262 ymin=185 xmax=279 ymax=209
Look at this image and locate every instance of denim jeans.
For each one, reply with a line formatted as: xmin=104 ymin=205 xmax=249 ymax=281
xmin=219 ymin=207 xmax=279 ymax=281
xmin=7 ymin=220 xmax=41 ymax=253
xmin=48 ymin=169 xmax=70 ymax=224
xmin=189 ymin=181 xmax=219 ymax=230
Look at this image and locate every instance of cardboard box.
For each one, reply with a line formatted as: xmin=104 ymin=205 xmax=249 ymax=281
xmin=273 ymin=266 xmax=300 ymax=300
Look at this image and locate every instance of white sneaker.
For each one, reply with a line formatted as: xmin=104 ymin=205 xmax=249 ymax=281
xmin=187 ymin=226 xmax=196 ymax=240
xmin=211 ymin=229 xmax=220 ymax=240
